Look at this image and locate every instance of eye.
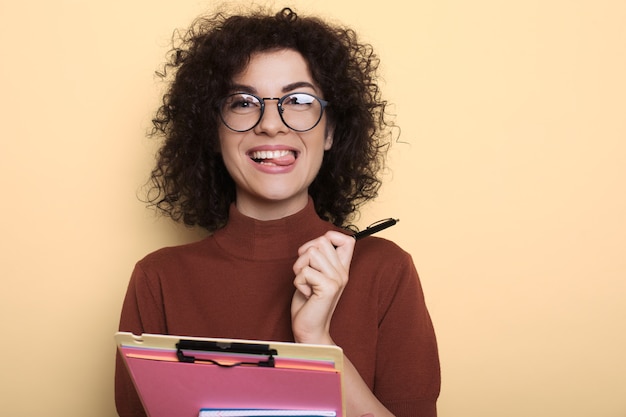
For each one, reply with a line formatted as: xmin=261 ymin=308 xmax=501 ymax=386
xmin=226 ymin=94 xmax=261 ymax=113
xmin=283 ymin=93 xmax=316 ymax=109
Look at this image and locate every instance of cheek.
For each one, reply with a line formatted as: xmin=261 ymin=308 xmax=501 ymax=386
xmin=217 ymin=128 xmax=239 ymax=159
xmin=216 ymin=127 xmax=228 ymax=153
xmin=216 ymin=135 xmax=237 ymax=172
xmin=220 ymin=145 xmax=239 ymax=173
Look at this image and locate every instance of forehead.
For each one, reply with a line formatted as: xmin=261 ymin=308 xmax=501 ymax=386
xmin=231 ymin=49 xmax=319 ymax=93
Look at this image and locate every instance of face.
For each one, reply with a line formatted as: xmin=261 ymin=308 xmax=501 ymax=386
xmin=218 ymin=49 xmax=333 ymax=220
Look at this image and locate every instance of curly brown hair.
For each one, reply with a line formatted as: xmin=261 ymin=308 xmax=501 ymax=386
xmin=146 ymin=6 xmax=394 ymax=232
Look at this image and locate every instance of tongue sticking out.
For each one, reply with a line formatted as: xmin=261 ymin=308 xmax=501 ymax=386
xmin=266 ymin=152 xmax=296 ymax=166
xmin=251 ymin=150 xmax=297 ymax=166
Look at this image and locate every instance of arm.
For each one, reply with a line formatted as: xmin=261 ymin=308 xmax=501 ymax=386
xmin=290 ymin=231 xmax=395 ymax=417
xmin=371 ymin=251 xmax=440 ymax=415
xmin=115 ymin=263 xmax=167 ymax=417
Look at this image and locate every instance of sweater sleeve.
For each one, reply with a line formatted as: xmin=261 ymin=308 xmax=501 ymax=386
xmin=114 ymin=262 xmax=167 ymax=417
xmin=374 ymin=250 xmax=441 ymax=417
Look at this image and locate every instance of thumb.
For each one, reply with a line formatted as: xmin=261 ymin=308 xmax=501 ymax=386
xmin=325 ymin=230 xmax=356 ymax=269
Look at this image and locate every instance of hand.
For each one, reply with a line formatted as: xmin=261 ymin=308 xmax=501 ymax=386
xmin=291 ymin=230 xmax=355 ymax=345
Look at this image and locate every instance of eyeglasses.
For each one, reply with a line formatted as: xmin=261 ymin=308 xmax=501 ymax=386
xmin=219 ymin=92 xmax=329 ymax=132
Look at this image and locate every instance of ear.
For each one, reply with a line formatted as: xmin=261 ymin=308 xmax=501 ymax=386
xmin=324 ymin=134 xmax=333 ymax=150
xmin=324 ymin=124 xmax=334 ymax=150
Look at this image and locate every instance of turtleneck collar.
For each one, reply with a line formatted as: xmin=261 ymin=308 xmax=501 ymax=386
xmin=212 ymin=198 xmax=338 ymax=261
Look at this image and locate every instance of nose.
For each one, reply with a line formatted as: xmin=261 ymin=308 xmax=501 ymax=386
xmin=254 ymin=98 xmax=289 ymax=136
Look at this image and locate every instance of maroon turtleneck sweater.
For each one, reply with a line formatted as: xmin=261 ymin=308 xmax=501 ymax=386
xmin=115 ymin=200 xmax=440 ymax=416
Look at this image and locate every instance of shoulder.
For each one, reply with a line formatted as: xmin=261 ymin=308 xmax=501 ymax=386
xmin=128 ymin=237 xmax=219 ymax=293
xmin=134 ymin=237 xmax=216 ymax=272
xmin=346 ymin=236 xmax=428 ymax=320
xmin=352 ymin=235 xmax=414 ymax=267
xmin=350 ymin=235 xmax=419 ymax=292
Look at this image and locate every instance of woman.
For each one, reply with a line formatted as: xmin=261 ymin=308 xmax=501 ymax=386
xmin=116 ymin=7 xmax=440 ymax=417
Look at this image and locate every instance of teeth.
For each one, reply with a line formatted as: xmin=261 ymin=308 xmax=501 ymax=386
xmin=250 ymin=150 xmax=293 ymax=160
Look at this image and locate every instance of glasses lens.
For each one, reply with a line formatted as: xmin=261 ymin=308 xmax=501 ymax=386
xmin=220 ymin=93 xmax=262 ymax=132
xmin=280 ymin=93 xmax=325 ymax=132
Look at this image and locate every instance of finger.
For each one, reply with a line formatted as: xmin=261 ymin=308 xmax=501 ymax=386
xmin=323 ymin=230 xmax=356 ymax=267
xmin=297 ymin=231 xmax=354 ymax=271
xmin=293 ymin=265 xmax=342 ymax=299
xmin=302 ymin=231 xmax=355 ymax=278
xmin=294 ymin=245 xmax=345 ymax=288
xmin=297 ymin=235 xmax=332 ymax=256
xmin=293 ymin=239 xmax=336 ymax=275
xmin=293 ymin=276 xmax=312 ymax=298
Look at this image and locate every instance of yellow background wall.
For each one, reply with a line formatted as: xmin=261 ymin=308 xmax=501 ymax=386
xmin=1 ymin=0 xmax=624 ymax=416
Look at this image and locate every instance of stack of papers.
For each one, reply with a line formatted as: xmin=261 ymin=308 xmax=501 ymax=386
xmin=115 ymin=332 xmax=345 ymax=417
xmin=199 ymin=410 xmax=336 ymax=416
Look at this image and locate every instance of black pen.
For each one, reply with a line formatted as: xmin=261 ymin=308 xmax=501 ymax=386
xmin=352 ymin=218 xmax=399 ymax=240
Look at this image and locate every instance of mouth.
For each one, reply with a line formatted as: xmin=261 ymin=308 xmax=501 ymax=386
xmin=248 ymin=149 xmax=298 ymax=166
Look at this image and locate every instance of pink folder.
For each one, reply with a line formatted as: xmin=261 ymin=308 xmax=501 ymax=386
xmin=115 ymin=332 xmax=345 ymax=417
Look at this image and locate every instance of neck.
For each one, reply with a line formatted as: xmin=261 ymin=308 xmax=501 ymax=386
xmin=234 ymin=193 xmax=310 ymax=221
xmin=214 ymin=198 xmax=335 ymax=261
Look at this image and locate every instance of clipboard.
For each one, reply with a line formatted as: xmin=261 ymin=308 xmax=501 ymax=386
xmin=115 ymin=332 xmax=345 ymax=417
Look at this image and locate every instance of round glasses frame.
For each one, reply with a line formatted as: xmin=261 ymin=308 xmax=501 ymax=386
xmin=218 ymin=92 xmax=329 ymax=133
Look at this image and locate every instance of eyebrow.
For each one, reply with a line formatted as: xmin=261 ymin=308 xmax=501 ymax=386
xmin=230 ymin=81 xmax=319 ymax=95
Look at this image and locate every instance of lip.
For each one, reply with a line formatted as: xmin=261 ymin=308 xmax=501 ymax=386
xmin=246 ymin=145 xmax=299 ymax=174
